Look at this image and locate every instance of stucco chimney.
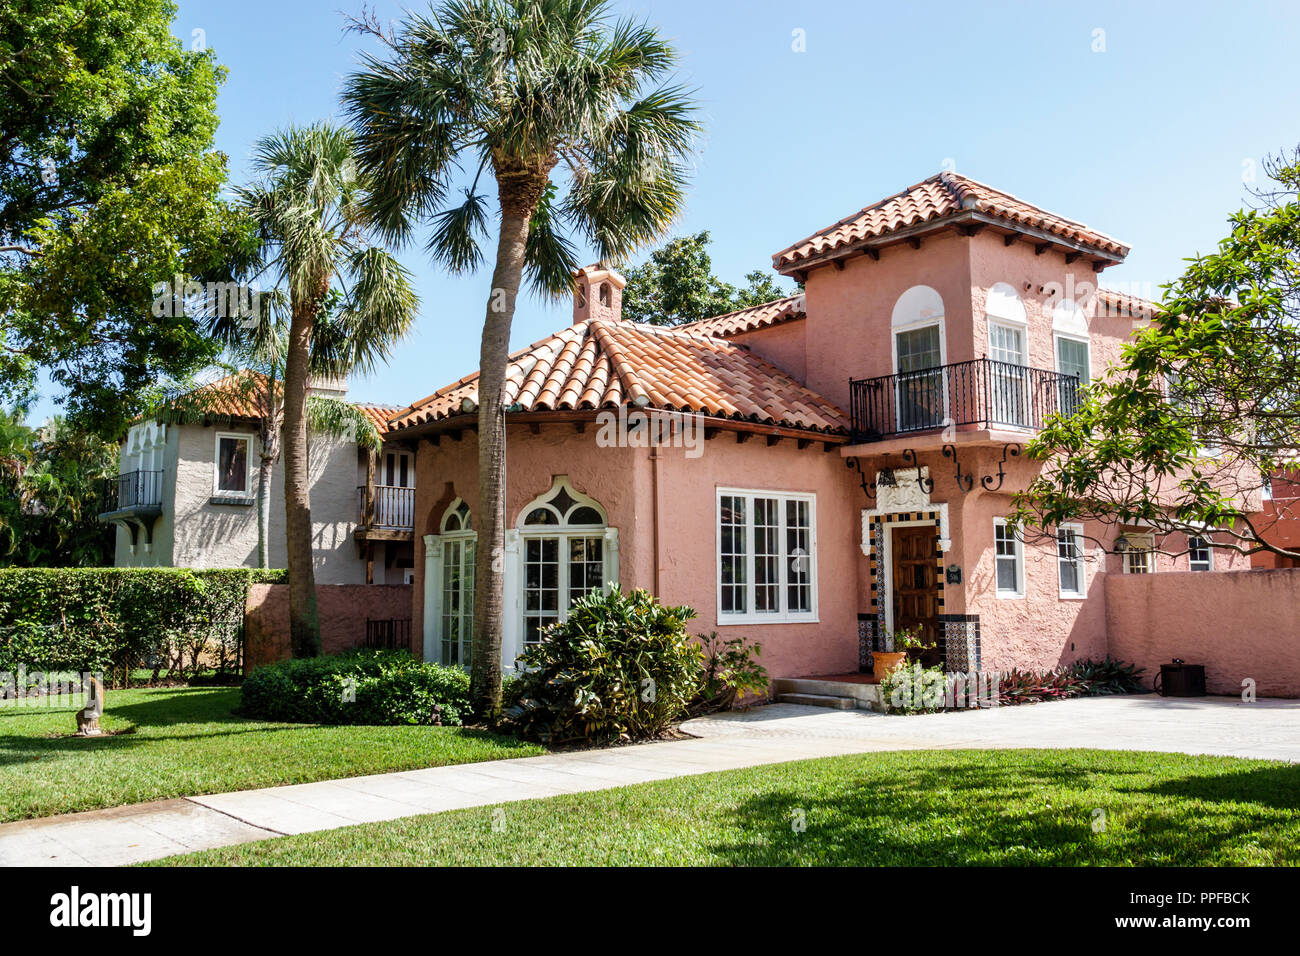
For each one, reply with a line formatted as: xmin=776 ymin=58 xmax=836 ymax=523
xmin=573 ymin=263 xmax=626 ymax=324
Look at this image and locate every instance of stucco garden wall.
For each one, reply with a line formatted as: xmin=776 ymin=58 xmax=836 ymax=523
xmin=244 ymin=582 xmax=413 ymax=671
xmin=1105 ymin=568 xmax=1300 ymax=697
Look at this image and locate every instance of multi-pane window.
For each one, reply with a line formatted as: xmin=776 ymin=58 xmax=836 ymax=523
xmin=896 ymin=324 xmax=941 ymax=372
xmin=1057 ymin=524 xmax=1085 ymax=597
xmin=1123 ymin=533 xmax=1156 ymax=574
xmin=994 ymin=519 xmax=1023 ymax=596
xmin=521 ymin=484 xmax=608 ymax=646
xmin=439 ymin=501 xmax=474 ymax=667
xmin=895 ymin=325 xmax=944 ymax=432
xmin=1056 ymin=336 xmax=1090 ymax=415
xmin=1188 ymin=536 xmax=1213 ymax=572
xmin=989 ymin=323 xmax=1030 ymax=427
xmin=441 ymin=537 xmax=474 ymax=665
xmin=214 ymin=434 xmax=251 ymax=494
xmin=718 ymin=490 xmax=816 ymax=623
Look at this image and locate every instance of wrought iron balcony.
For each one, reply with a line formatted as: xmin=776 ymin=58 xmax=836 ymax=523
xmin=849 ymin=358 xmax=1082 ymax=444
xmin=99 ymin=470 xmax=165 ymax=518
xmin=358 ymin=484 xmax=415 ymax=531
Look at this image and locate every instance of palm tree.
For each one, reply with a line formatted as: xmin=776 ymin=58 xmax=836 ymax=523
xmin=231 ymin=123 xmax=417 ymax=656
xmin=343 ymin=0 xmax=699 ymax=717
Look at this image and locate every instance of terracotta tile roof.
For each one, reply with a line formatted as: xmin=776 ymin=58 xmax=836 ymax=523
xmin=353 ymin=403 xmax=401 ymax=437
xmin=774 ymin=172 xmax=1130 ymax=271
xmin=387 ymin=319 xmax=848 ymax=436
xmin=1096 ymin=287 xmax=1159 ymax=319
xmin=166 ymin=372 xmax=397 ymax=437
xmin=678 ymin=293 xmax=805 ymax=337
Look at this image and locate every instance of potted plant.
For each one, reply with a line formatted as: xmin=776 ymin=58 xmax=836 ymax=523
xmin=872 ymin=627 xmax=931 ymax=680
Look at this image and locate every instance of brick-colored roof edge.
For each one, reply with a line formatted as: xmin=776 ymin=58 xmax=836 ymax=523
xmin=774 ymin=171 xmax=1130 ymax=270
xmin=386 ymin=317 xmax=848 ymax=436
xmin=676 ymin=293 xmax=806 ymax=338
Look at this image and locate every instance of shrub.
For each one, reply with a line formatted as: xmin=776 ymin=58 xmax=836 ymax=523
xmin=504 ymin=588 xmax=701 ymax=745
xmin=1066 ymin=656 xmax=1146 ymax=695
xmin=879 ymin=661 xmax=949 ymax=714
xmin=689 ymin=632 xmax=767 ymax=715
xmin=241 ymin=649 xmax=471 ymax=726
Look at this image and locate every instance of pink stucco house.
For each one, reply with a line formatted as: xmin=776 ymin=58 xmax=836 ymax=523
xmin=383 ymin=172 xmax=1253 ymax=685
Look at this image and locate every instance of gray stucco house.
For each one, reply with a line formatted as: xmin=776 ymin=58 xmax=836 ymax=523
xmin=98 ymin=377 xmax=415 ymax=585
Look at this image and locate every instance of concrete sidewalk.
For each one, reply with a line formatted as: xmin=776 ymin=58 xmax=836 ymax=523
xmin=1 ymin=693 xmax=1296 ymax=867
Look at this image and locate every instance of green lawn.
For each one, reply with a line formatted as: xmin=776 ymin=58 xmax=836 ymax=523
xmin=153 ymin=749 xmax=1299 ymax=866
xmin=0 ymin=686 xmax=543 ymax=822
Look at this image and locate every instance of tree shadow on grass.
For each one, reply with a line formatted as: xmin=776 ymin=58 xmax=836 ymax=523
xmin=0 ymin=685 xmax=534 ymax=763
xmin=701 ymin=754 xmax=1300 ymax=866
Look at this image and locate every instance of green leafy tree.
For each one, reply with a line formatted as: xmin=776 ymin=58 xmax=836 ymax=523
xmin=0 ymin=0 xmax=243 ymax=434
xmin=1013 ymin=147 xmax=1300 ymax=562
xmin=0 ymin=412 xmax=116 ymax=566
xmin=621 ymin=231 xmax=791 ymax=325
xmin=230 ymin=124 xmax=417 ymax=657
xmin=344 ymin=0 xmax=699 ymax=716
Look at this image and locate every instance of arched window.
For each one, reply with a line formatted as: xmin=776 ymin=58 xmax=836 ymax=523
xmin=437 ymin=499 xmax=475 ymax=666
xmin=598 ymin=282 xmax=611 ymax=307
xmin=518 ymin=478 xmax=610 ymax=648
xmin=890 ymin=285 xmax=946 ymax=431
xmin=985 ymin=281 xmax=1030 ymax=426
xmin=1052 ymin=299 xmax=1091 ymax=414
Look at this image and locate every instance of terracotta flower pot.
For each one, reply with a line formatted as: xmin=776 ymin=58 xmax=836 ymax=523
xmin=872 ymin=651 xmax=908 ymax=681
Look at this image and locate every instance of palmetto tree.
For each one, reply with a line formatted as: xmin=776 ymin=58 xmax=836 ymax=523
xmin=344 ymin=0 xmax=699 ymax=716
xmin=232 ymin=124 xmax=417 ymax=656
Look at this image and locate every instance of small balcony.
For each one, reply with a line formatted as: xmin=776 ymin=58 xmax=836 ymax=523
xmin=849 ymin=358 xmax=1082 ymax=444
xmin=99 ymin=470 xmax=165 ymax=520
xmin=356 ymin=484 xmax=415 ymax=541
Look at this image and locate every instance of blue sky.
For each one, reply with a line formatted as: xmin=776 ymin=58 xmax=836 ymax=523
xmin=29 ymin=0 xmax=1300 ymax=420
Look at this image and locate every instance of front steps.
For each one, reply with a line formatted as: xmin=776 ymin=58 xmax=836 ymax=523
xmin=773 ymin=677 xmax=883 ymax=712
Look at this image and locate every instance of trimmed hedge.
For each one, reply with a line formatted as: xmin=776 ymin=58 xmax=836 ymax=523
xmin=240 ymin=650 xmax=471 ymax=726
xmin=0 ymin=567 xmax=286 ymax=675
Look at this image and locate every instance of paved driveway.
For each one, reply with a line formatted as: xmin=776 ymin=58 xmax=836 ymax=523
xmin=1 ymin=694 xmax=1296 ymax=867
xmin=685 ymin=694 xmax=1300 ymax=762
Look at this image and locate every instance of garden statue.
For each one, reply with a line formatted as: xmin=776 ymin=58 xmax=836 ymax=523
xmin=76 ymin=676 xmax=104 ymax=736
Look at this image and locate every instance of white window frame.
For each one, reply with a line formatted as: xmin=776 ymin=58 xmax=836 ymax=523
xmin=1188 ymin=535 xmax=1214 ymax=572
xmin=519 ymin=525 xmax=609 ymax=647
xmin=1122 ymin=532 xmax=1157 ymax=574
xmin=213 ymin=431 xmax=254 ymax=497
xmin=1056 ymin=522 xmax=1087 ymax=599
xmin=716 ymin=488 xmax=818 ymax=625
xmin=993 ymin=517 xmax=1025 ymax=598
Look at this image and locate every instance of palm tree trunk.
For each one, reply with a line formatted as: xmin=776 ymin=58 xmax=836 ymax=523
xmin=282 ymin=296 xmax=321 ymax=657
xmin=257 ymin=452 xmax=274 ymax=568
xmin=470 ymin=204 xmax=533 ymax=719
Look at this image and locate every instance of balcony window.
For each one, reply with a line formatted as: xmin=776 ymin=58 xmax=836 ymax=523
xmin=1055 ymin=335 xmax=1091 ymax=415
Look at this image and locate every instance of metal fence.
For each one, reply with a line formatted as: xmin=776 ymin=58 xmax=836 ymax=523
xmin=850 ymin=358 xmax=1081 ymax=443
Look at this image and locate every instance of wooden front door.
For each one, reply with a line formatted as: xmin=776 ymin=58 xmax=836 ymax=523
xmin=892 ymin=526 xmax=941 ymax=665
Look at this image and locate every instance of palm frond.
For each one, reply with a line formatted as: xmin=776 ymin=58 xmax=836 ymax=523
xmin=306 ymin=396 xmax=383 ymax=451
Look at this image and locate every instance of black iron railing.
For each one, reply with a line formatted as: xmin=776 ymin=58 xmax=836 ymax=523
xmin=366 ymin=617 xmax=414 ymax=654
xmin=357 ymin=484 xmax=415 ymax=530
xmin=100 ymin=470 xmax=165 ymax=515
xmin=849 ymin=358 xmax=1081 ymax=443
